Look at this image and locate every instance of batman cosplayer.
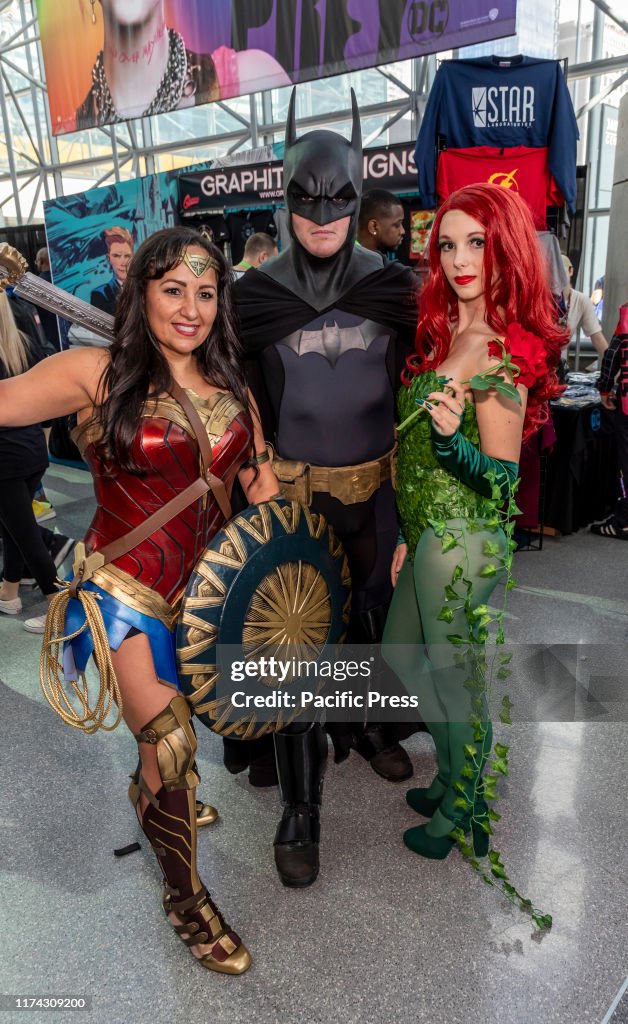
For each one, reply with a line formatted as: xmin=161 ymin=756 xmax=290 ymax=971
xmin=234 ymin=90 xmax=420 ymax=887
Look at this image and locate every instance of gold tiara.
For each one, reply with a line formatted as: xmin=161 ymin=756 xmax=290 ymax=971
xmin=182 ymin=249 xmax=220 ymax=278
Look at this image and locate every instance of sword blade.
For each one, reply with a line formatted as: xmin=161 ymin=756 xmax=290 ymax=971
xmin=13 ymin=271 xmax=115 ymax=343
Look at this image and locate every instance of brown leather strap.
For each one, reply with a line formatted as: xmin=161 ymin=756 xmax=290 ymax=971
xmin=170 ymin=382 xmax=232 ymax=521
xmin=70 ymin=383 xmax=233 ymax=590
xmin=169 ymin=381 xmax=213 ymax=476
xmin=80 ymin=475 xmax=210 ymax=572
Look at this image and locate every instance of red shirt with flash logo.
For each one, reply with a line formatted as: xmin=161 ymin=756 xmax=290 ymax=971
xmin=436 ymin=146 xmax=564 ymax=229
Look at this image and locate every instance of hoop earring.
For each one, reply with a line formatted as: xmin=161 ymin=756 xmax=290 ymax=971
xmin=90 ymin=0 xmax=97 ymax=25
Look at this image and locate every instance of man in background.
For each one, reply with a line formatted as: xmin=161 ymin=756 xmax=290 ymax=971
xmin=561 ymin=254 xmax=608 ymax=360
xmin=357 ymin=189 xmax=406 ymax=259
xmin=231 ymin=232 xmax=278 ymax=280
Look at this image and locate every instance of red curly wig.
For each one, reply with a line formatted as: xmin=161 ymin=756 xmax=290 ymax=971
xmin=407 ymin=183 xmax=567 ymax=438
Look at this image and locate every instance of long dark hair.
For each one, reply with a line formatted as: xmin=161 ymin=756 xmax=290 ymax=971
xmin=96 ymin=226 xmax=251 ymax=473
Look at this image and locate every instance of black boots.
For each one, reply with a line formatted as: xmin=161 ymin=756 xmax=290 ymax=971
xmin=273 ymin=723 xmax=328 ymax=887
xmin=326 ymin=606 xmax=416 ymax=782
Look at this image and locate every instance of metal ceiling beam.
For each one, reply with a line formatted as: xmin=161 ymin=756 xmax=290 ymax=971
xmin=567 ymin=54 xmax=628 ymax=80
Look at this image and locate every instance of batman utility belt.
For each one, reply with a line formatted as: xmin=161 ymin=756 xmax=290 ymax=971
xmin=271 ymin=445 xmax=397 ymax=506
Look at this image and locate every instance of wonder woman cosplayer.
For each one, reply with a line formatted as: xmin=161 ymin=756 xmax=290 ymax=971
xmin=0 ymin=226 xmax=282 ymax=973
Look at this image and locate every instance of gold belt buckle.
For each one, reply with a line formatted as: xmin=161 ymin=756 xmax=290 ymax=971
xmin=72 ymin=541 xmax=106 ymax=583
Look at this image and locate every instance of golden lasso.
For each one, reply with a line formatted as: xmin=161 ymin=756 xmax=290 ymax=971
xmin=39 ymin=580 xmax=123 ymax=734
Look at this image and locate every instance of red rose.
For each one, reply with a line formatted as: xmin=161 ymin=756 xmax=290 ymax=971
xmin=490 ymin=324 xmax=547 ymax=389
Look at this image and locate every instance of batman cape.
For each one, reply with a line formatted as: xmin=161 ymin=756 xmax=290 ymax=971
xmin=231 ymin=89 xmax=421 ymax=888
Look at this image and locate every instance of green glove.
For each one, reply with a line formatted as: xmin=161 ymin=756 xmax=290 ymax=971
xmin=431 ymin=426 xmax=518 ymax=501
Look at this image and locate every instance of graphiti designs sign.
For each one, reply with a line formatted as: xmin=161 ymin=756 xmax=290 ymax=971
xmin=179 ymin=143 xmax=419 ymax=211
xmin=36 ymin=0 xmax=516 ymax=136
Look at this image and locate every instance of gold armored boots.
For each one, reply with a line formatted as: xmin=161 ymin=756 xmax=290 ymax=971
xmin=134 ymin=695 xmax=251 ymax=974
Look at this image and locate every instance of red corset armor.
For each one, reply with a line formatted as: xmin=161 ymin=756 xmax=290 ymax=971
xmin=77 ymin=394 xmax=253 ymax=606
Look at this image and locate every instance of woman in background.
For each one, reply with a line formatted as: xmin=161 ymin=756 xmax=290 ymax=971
xmin=0 ymin=293 xmax=73 ymax=631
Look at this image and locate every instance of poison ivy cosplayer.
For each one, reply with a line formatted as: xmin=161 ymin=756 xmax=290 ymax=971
xmin=0 ymin=227 xmax=282 ymax=973
xmin=383 ymin=184 xmax=565 ymax=870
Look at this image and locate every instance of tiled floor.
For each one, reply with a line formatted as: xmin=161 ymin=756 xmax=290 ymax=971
xmin=0 ymin=463 xmax=626 ymax=1024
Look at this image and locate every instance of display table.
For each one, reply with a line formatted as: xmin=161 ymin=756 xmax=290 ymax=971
xmin=544 ymin=402 xmax=617 ymax=534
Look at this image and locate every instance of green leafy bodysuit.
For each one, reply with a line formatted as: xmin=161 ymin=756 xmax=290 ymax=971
xmin=396 ymin=370 xmax=497 ymax=556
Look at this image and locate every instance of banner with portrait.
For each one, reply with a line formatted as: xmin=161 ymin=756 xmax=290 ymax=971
xmin=36 ymin=0 xmax=517 ymax=136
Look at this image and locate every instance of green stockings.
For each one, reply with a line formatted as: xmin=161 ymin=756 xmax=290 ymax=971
xmin=382 ymin=519 xmax=506 ymax=838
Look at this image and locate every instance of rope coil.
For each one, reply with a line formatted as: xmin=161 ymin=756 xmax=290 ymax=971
xmin=39 ymin=580 xmax=123 ymax=734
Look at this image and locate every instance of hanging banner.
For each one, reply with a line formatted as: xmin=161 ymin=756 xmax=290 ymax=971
xmin=37 ymin=1 xmax=517 ymax=137
xmin=179 ymin=142 xmax=418 ymax=213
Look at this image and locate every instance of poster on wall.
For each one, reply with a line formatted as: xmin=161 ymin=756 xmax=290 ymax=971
xmin=43 ymin=163 xmax=208 ymax=344
xmin=37 ymin=0 xmax=517 ymax=136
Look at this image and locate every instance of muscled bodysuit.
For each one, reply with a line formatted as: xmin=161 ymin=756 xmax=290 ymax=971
xmin=64 ymin=390 xmax=253 ymax=685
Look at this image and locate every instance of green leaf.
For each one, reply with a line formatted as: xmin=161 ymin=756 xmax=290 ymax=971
xmin=470 ymin=374 xmax=492 ymax=390
xmin=496 ymin=626 xmax=505 ymax=645
xmin=444 ymin=584 xmax=459 ymax=600
xmin=497 ymin=667 xmax=511 ymax=680
xmin=452 ymin=565 xmax=463 ymax=582
xmin=491 ymin=484 xmax=505 ymax=500
xmin=472 ymin=604 xmax=489 ymax=618
xmin=499 ymin=711 xmax=513 ymax=725
xmin=498 ymin=652 xmax=513 ymax=664
xmin=491 ymin=757 xmax=509 ymax=776
xmin=488 ymin=850 xmax=501 ymax=866
xmin=441 ymin=532 xmax=459 ymax=553
xmin=466 ymin=519 xmax=483 ymax=533
xmin=428 ymin=518 xmax=446 ymax=537
xmin=447 ymin=634 xmax=465 ymax=646
xmin=478 ymin=819 xmax=493 ymax=835
xmin=485 ymin=516 xmax=501 ymax=532
xmin=449 ymin=826 xmax=466 ymax=843
xmin=475 ymin=627 xmax=489 ymax=643
xmin=463 ymin=743 xmax=478 ymax=759
xmin=453 ymin=653 xmax=467 ymax=668
xmin=482 ymin=540 xmax=501 ymax=557
xmin=506 ymin=576 xmax=518 ymax=591
xmin=453 ymin=797 xmax=471 ymax=811
xmin=495 ymin=380 xmax=521 ymax=403
xmin=491 ymin=864 xmax=509 ymax=880
xmin=494 ymin=743 xmax=509 ymax=759
xmin=488 ymin=809 xmax=502 ymax=822
xmin=437 ymin=605 xmax=455 ymax=623
xmin=460 ymin=764 xmax=475 ymax=780
xmin=479 ymin=563 xmax=497 ymax=578
xmin=501 ymin=695 xmax=514 ymax=709
xmin=532 ymin=913 xmax=553 ymax=930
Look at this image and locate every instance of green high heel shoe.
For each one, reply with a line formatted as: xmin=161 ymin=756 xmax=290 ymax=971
xmin=403 ymin=800 xmax=490 ymax=860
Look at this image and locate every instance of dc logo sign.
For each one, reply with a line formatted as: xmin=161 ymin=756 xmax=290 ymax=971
xmin=473 ymin=88 xmax=487 ymax=127
xmin=408 ymin=0 xmax=449 ymax=40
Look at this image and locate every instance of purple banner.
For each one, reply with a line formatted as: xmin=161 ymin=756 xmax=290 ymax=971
xmin=38 ymin=1 xmax=516 ymax=136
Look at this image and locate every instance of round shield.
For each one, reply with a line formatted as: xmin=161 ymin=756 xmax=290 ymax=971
xmin=176 ymin=498 xmax=351 ymax=739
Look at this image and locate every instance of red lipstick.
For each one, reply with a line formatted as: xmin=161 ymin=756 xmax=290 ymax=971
xmin=454 ymin=276 xmax=476 ymax=285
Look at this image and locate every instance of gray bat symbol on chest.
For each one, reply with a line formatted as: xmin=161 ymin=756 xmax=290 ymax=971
xmin=279 ymin=319 xmax=392 ymax=367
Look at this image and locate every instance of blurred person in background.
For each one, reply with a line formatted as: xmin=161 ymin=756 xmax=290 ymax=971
xmin=0 ymin=294 xmax=73 ymax=631
xmin=358 ymin=189 xmax=406 ymax=259
xmin=592 ymin=302 xmax=628 ymax=539
xmin=231 ymin=233 xmax=278 ymax=280
xmin=561 ymin=254 xmax=607 ymax=361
